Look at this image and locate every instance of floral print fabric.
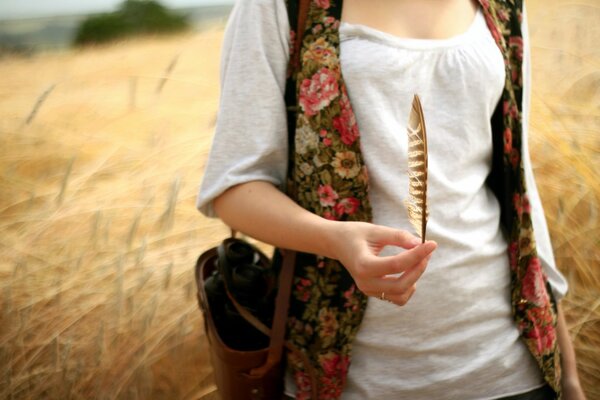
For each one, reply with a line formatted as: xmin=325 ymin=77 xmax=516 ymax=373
xmin=282 ymin=0 xmax=560 ymax=398
xmin=478 ymin=1 xmax=561 ymax=396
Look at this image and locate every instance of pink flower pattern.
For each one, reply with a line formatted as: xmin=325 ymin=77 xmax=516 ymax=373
xmin=504 ymin=127 xmax=513 ymax=154
xmin=521 ymin=257 xmax=551 ymax=307
xmin=314 ymin=0 xmax=330 ymax=9
xmin=299 ymin=67 xmax=340 ymax=116
xmin=334 ymin=197 xmax=360 ymax=217
xmin=332 ymin=87 xmax=360 ymax=146
xmin=317 ymin=184 xmax=338 ymax=207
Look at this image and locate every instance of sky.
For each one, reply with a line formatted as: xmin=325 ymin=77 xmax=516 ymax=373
xmin=0 ymin=0 xmax=235 ymax=20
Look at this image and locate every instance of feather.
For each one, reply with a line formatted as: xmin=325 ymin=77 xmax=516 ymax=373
xmin=403 ymin=94 xmax=429 ymax=243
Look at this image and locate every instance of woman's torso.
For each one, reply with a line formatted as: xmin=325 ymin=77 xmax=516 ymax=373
xmin=193 ymin=0 xmax=554 ymax=397
xmin=306 ymin=3 xmax=545 ymax=399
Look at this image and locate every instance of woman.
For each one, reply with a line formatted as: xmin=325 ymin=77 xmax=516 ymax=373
xmin=197 ymin=0 xmax=585 ymax=398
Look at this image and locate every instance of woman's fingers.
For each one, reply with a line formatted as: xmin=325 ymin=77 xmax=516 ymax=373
xmin=385 ymin=253 xmax=431 ymax=295
xmin=386 ymin=285 xmax=417 ymax=306
xmin=368 ymin=225 xmax=422 ymax=250
xmin=361 ymin=240 xmax=437 ymax=278
xmin=332 ymin=222 xmax=437 ymax=307
xmin=360 ymin=253 xmax=432 ymax=299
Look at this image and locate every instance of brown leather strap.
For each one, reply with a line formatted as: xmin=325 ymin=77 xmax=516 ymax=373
xmin=227 ymin=249 xmax=319 ymax=398
xmin=248 ymin=250 xmax=296 ymax=376
xmin=223 ymin=288 xmax=271 ymax=337
xmin=221 ymin=250 xmax=294 ymax=342
xmin=290 ymin=0 xmax=311 ymax=74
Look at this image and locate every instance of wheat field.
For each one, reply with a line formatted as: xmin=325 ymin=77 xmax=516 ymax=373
xmin=0 ymin=1 xmax=598 ymax=399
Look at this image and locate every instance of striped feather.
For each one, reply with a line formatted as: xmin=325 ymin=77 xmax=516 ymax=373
xmin=403 ymin=94 xmax=429 ymax=243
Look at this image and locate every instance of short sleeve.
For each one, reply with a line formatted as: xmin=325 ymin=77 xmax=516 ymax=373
xmin=521 ymin=3 xmax=569 ymax=301
xmin=196 ymin=0 xmax=291 ymax=217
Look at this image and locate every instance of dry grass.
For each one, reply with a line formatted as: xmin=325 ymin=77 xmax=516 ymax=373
xmin=527 ymin=2 xmax=600 ymax=397
xmin=0 ymin=1 xmax=598 ymax=399
xmin=0 ymin=28 xmax=228 ymax=399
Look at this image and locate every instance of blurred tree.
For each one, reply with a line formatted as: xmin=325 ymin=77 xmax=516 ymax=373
xmin=74 ymin=0 xmax=189 ymax=46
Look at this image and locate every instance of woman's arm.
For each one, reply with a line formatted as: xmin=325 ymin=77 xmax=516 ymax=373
xmin=521 ymin=3 xmax=569 ymax=300
xmin=214 ymin=181 xmax=437 ymax=306
xmin=520 ymin=6 xmax=583 ymax=397
xmin=556 ymin=303 xmax=587 ymax=399
xmin=521 ymin=7 xmax=583 ymax=397
xmin=202 ymin=0 xmax=436 ymax=306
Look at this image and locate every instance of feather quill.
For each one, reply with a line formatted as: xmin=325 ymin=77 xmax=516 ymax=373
xmin=403 ymin=94 xmax=429 ymax=243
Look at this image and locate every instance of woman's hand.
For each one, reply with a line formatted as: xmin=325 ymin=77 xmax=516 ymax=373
xmin=328 ymin=221 xmax=437 ymax=306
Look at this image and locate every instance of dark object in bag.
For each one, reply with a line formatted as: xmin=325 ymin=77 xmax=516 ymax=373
xmin=195 ymin=237 xmax=295 ymax=399
xmin=203 ymin=239 xmax=276 ymax=351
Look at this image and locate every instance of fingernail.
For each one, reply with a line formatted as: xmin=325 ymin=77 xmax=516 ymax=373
xmin=410 ymin=237 xmax=421 ymax=246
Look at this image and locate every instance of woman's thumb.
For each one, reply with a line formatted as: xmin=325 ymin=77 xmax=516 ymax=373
xmin=374 ymin=225 xmax=421 ymax=249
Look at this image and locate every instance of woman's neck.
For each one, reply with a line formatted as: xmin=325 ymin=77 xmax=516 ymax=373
xmin=340 ymin=0 xmax=479 ymax=40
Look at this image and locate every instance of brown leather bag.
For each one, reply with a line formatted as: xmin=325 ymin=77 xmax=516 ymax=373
xmin=195 ymin=236 xmax=304 ymax=399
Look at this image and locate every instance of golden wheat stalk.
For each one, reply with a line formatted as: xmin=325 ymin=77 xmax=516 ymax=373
xmin=403 ymin=94 xmax=429 ymax=243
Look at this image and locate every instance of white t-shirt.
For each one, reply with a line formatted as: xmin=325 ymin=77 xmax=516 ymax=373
xmin=196 ymin=1 xmax=568 ymax=398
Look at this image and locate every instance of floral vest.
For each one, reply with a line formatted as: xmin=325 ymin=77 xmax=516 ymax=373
xmin=281 ymin=1 xmax=561 ymax=398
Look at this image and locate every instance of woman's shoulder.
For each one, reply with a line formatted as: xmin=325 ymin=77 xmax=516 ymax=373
xmin=230 ymin=0 xmax=289 ymax=20
xmin=226 ymin=0 xmax=290 ymax=47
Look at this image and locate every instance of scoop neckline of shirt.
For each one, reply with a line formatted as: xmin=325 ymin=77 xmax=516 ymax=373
xmin=339 ymin=6 xmax=484 ymax=50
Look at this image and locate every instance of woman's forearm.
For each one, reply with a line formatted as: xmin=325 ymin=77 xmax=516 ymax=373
xmin=556 ymin=303 xmax=586 ymax=399
xmin=213 ymin=181 xmax=339 ymax=258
